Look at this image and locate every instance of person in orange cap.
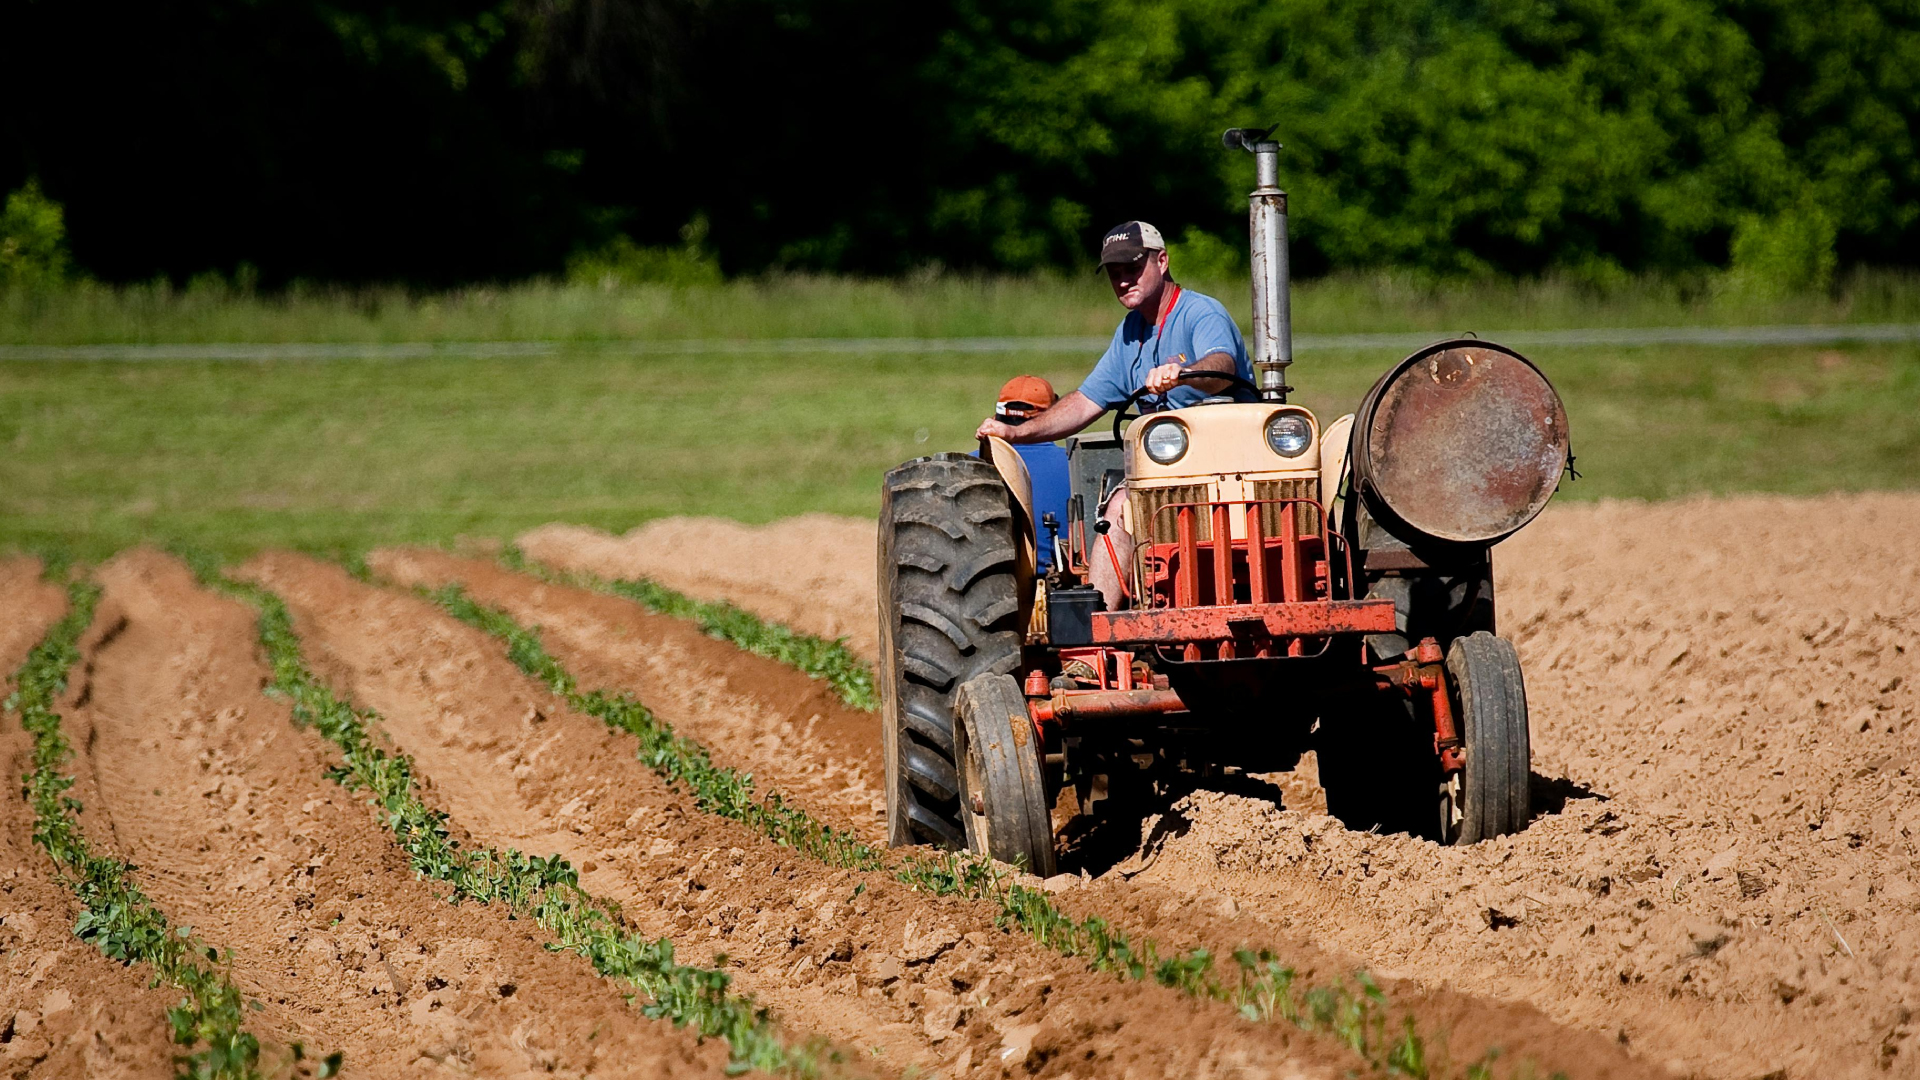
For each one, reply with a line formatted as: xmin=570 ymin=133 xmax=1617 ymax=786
xmin=990 ymin=375 xmax=1071 ymax=573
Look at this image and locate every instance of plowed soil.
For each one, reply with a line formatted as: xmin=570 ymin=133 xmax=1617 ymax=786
xmin=241 ymin=550 xmax=1429 ymax=1080
xmin=520 ymin=515 xmax=880 ymax=660
xmin=374 ymin=550 xmax=1662 ymax=1080
xmin=54 ymin=550 xmax=737 ymax=1078
xmin=525 ymin=492 xmax=1920 ymax=1080
xmin=1 ymin=557 xmax=179 ymax=1079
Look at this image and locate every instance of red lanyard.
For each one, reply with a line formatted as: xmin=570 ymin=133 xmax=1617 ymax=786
xmin=1133 ymin=284 xmax=1185 ymax=412
xmin=1156 ymin=284 xmax=1182 ymax=337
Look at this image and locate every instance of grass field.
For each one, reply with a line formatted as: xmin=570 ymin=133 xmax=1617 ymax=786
xmin=7 ymin=268 xmax=1920 ymax=345
xmin=4 ymin=333 xmax=1914 ymax=562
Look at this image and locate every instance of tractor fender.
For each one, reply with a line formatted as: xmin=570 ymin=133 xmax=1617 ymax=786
xmin=980 ymin=436 xmax=1039 ymax=623
xmin=1319 ymin=413 xmax=1355 ymax=520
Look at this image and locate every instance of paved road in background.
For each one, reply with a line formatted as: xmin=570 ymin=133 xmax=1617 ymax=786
xmin=4 ymin=323 xmax=1918 ymax=361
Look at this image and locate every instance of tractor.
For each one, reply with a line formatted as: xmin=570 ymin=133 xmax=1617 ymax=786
xmin=877 ymin=128 xmax=1571 ymax=875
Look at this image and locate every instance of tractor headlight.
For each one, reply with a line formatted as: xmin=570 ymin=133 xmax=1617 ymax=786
xmin=1265 ymin=413 xmax=1312 ymax=458
xmin=1142 ymin=419 xmax=1189 ymax=465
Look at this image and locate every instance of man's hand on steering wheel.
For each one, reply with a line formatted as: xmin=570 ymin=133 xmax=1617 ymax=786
xmin=1142 ymin=362 xmax=1189 ymax=395
xmin=1110 ymin=368 xmax=1261 ymax=440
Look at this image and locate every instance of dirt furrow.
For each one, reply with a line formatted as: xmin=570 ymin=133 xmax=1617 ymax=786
xmin=0 ymin=557 xmax=179 ymax=1079
xmin=57 ymin=550 xmax=735 ymax=1078
xmin=240 ymin=550 xmax=1371 ymax=1080
xmin=375 ymin=548 xmax=885 ymax=841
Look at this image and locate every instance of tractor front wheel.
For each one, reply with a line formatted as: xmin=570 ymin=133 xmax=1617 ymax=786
xmin=953 ymin=675 xmax=1058 ymax=877
xmin=1442 ymin=631 xmax=1532 ymax=843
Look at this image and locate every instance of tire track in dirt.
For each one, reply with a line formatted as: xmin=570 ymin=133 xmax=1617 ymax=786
xmin=59 ymin=550 xmax=736 ymax=1078
xmin=528 ymin=493 xmax=1920 ymax=1079
xmin=376 ymin=548 xmax=1672 ymax=1080
xmin=241 ymin=551 xmax=1368 ymax=1080
xmin=0 ymin=557 xmax=179 ymax=1079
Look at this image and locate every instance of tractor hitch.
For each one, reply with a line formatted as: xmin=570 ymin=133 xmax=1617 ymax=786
xmin=1373 ymin=636 xmax=1464 ymax=771
xmin=1028 ymin=687 xmax=1189 ymax=729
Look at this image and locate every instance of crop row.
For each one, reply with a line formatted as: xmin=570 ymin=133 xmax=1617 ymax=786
xmin=7 ymin=580 xmax=308 ymax=1080
xmin=198 ymin=566 xmax=845 ymax=1078
xmin=428 ymin=575 xmax=1470 ymax=1078
xmin=502 ymin=548 xmax=876 ymax=711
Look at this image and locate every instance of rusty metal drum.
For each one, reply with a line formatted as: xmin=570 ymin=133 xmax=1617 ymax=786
xmin=1350 ymin=339 xmax=1569 ymax=546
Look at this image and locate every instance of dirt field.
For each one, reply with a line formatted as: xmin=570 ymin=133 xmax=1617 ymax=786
xmin=520 ymin=492 xmax=1920 ymax=1080
xmin=7 ymin=492 xmax=1911 ymax=1078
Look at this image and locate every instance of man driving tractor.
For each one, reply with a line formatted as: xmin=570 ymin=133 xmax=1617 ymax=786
xmin=976 ymin=220 xmax=1255 ymax=608
xmin=883 ymin=132 xmax=1562 ymax=866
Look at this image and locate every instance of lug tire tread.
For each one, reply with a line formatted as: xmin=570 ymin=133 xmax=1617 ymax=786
xmin=879 ymin=454 xmax=1024 ymax=849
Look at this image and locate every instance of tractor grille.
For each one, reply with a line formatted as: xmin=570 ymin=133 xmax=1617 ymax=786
xmin=1130 ymin=484 xmax=1213 ymax=545
xmin=1130 ymin=479 xmax=1322 ymax=544
xmin=1252 ymin=478 xmax=1322 ymax=537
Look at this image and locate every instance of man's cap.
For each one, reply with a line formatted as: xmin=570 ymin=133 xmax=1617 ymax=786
xmin=995 ymin=375 xmax=1058 ymax=417
xmin=1097 ymin=221 xmax=1166 ymax=268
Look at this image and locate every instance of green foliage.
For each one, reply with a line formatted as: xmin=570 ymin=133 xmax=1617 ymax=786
xmin=200 ymin=571 xmax=835 ymax=1077
xmin=918 ymin=0 xmax=1920 ymax=276
xmin=1165 ymin=228 xmax=1243 ymax=286
xmin=568 ymin=218 xmax=724 ymax=289
xmin=11 ymin=0 xmax=1920 ymax=281
xmin=502 ymin=549 xmax=876 ymax=712
xmin=1 ymin=181 xmax=71 ymax=289
xmin=1725 ymin=201 xmax=1840 ymax=298
xmin=6 ymin=581 xmax=267 ymax=1080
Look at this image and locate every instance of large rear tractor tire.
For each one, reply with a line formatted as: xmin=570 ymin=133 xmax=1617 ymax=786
xmin=1443 ymin=631 xmax=1532 ymax=843
xmin=878 ymin=454 xmax=1025 ymax=850
xmin=953 ymin=675 xmax=1057 ymax=876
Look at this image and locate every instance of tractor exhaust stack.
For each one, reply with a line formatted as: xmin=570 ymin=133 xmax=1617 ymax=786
xmin=1224 ymin=126 xmax=1291 ymax=402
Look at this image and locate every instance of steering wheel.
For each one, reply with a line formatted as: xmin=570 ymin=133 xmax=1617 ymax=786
xmin=1110 ymin=369 xmax=1262 ymax=441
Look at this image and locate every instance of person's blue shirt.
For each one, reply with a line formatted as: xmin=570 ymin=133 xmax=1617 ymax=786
xmin=1014 ymin=441 xmax=1070 ymax=572
xmin=974 ymin=438 xmax=1070 ymax=572
xmin=1077 ymin=287 xmax=1253 ymax=412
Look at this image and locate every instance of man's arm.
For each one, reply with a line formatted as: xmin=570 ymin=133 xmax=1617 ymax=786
xmin=1143 ymin=350 xmax=1236 ymax=395
xmin=976 ymin=390 xmax=1105 ymax=444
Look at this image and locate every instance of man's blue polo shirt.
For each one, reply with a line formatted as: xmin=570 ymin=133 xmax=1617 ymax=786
xmin=1077 ymin=287 xmax=1254 ymax=412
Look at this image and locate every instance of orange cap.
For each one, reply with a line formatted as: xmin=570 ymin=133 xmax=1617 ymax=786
xmin=996 ymin=375 xmax=1057 ymax=417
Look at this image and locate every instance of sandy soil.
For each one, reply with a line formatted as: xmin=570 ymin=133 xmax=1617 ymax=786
xmin=0 ymin=557 xmax=180 ymax=1079
xmin=243 ymin=551 xmax=1399 ymax=1080
xmin=374 ymin=548 xmax=887 ymax=841
xmin=56 ymin=550 xmax=735 ymax=1078
xmin=520 ymin=514 xmax=880 ymax=659
xmin=387 ymin=550 xmax=1664 ymax=1079
xmin=524 ymin=492 xmax=1920 ymax=1079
